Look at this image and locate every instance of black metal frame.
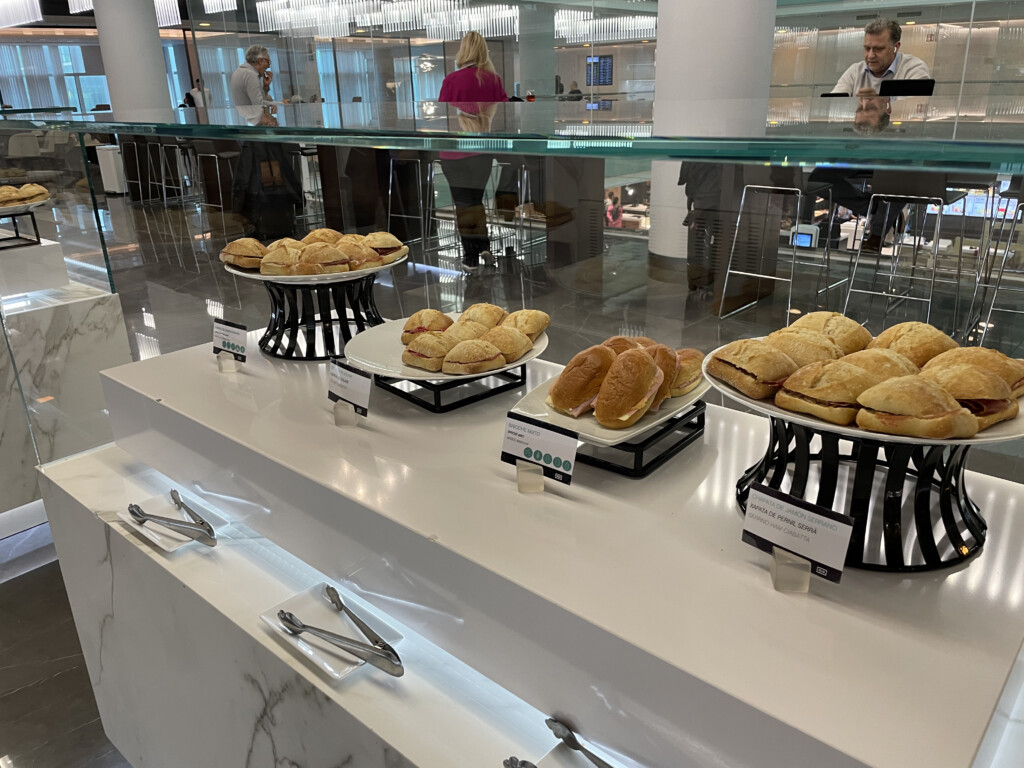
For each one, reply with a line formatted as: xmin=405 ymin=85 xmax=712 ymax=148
xmin=0 ymin=210 xmax=41 ymax=250
xmin=258 ymin=275 xmax=385 ymax=360
xmin=576 ymin=402 xmax=707 ymax=478
xmin=374 ymin=366 xmax=527 ymax=413
xmin=736 ymin=417 xmax=985 ymax=572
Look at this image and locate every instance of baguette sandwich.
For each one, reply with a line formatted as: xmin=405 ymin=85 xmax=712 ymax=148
xmin=855 ymin=375 xmax=978 ymax=438
xmin=764 ymin=327 xmax=844 ymax=368
xmin=442 ymin=339 xmax=506 ymax=375
xmin=866 ymin=322 xmax=958 ymax=367
xmin=401 ymin=309 xmax=453 ymax=345
xmin=922 ymin=347 xmax=1024 ymax=398
xmin=706 ymin=339 xmax=798 ymax=399
xmin=840 ymin=348 xmax=919 ymax=381
xmin=920 ymin=364 xmax=1019 ymax=431
xmin=401 ymin=332 xmax=459 ymax=372
xmin=790 ymin=311 xmax=872 ymax=355
xmin=774 ymin=360 xmax=879 ymax=426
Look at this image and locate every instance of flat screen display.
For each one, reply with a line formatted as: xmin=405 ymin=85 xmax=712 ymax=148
xmin=585 ymin=55 xmax=613 ymax=86
xmin=792 ymin=232 xmax=813 ymax=248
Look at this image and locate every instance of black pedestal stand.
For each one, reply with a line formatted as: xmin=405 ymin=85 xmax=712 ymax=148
xmin=259 ymin=275 xmax=384 ymax=360
xmin=0 ymin=210 xmax=41 ymax=250
xmin=576 ymin=402 xmax=707 ymax=478
xmin=737 ymin=417 xmax=985 ymax=572
xmin=374 ymin=366 xmax=527 ymax=413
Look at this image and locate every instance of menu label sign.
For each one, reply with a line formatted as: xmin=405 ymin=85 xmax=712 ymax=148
xmin=213 ymin=319 xmax=247 ymax=362
xmin=328 ymin=358 xmax=372 ymax=416
xmin=742 ymin=484 xmax=854 ymax=583
xmin=501 ymin=413 xmax=578 ymax=485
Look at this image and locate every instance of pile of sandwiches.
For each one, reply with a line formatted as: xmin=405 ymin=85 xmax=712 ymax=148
xmin=707 ymin=313 xmax=1024 ymax=439
xmin=546 ymin=336 xmax=705 ymax=430
xmin=400 ymin=304 xmax=550 ymax=375
xmin=0 ymin=183 xmax=48 ymax=206
xmin=218 ymin=229 xmax=409 ymax=277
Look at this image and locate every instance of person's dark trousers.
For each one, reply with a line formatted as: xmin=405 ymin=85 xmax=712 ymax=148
xmin=808 ymin=168 xmax=901 ymax=237
xmin=440 ymin=155 xmax=494 ymax=267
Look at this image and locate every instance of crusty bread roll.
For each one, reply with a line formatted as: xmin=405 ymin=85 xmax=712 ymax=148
xmin=260 ymin=244 xmax=311 ymax=276
xmin=301 ymin=228 xmax=342 ymax=245
xmin=0 ymin=185 xmax=19 ymax=204
xmin=765 ymin=328 xmax=844 ymax=368
xmin=671 ymin=349 xmax=705 ymax=397
xmin=444 ymin=320 xmax=488 ymax=342
xmin=501 ymin=309 xmax=550 ymax=341
xmin=840 ymin=348 xmax=919 ymax=381
xmin=401 ymin=309 xmax=453 ymax=345
xmin=461 ymin=303 xmax=508 ymax=329
xmin=632 ymin=336 xmax=657 ymax=347
xmin=300 ymin=242 xmax=350 ymax=273
xmin=644 ymin=344 xmax=678 ymax=412
xmin=790 ymin=311 xmax=872 ymax=355
xmin=17 ymin=183 xmax=48 ymax=203
xmin=547 ymin=345 xmax=618 ymax=417
xmin=602 ymin=336 xmax=640 ymax=355
xmin=442 ymin=340 xmax=506 ymax=375
xmin=920 ymin=364 xmax=1019 ymax=431
xmin=346 ymin=240 xmax=384 ymax=270
xmin=706 ymin=339 xmax=799 ymax=399
xmin=364 ymin=231 xmax=409 ymax=264
xmin=866 ymin=322 xmax=957 ymax=367
xmin=267 ymin=237 xmax=303 ymax=252
xmin=401 ymin=332 xmax=459 ymax=372
xmin=922 ymin=347 xmax=1024 ymax=398
xmin=774 ymin=360 xmax=879 ymax=425
xmin=855 ymin=375 xmax=978 ymax=438
xmin=481 ymin=326 xmax=532 ymax=363
xmin=219 ymin=237 xmax=267 ymax=269
xmin=594 ymin=349 xmax=663 ymax=428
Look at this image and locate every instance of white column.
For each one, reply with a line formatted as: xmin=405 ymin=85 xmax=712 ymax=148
xmin=92 ymin=0 xmax=174 ymax=120
xmin=648 ymin=0 xmax=776 ymax=258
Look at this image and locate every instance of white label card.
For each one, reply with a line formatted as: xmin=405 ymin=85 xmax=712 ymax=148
xmin=501 ymin=413 xmax=578 ymax=485
xmin=328 ymin=358 xmax=372 ymax=416
xmin=213 ymin=319 xmax=247 ymax=362
xmin=742 ymin=484 xmax=854 ymax=583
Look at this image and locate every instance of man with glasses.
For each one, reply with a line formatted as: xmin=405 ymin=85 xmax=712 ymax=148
xmin=231 ymin=44 xmax=274 ymax=107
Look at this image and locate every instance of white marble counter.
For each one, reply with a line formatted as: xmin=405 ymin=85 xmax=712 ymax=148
xmin=98 ymin=338 xmax=1024 ymax=768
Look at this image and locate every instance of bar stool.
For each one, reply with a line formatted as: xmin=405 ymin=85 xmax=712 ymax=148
xmin=292 ymin=145 xmax=324 ymax=229
xmin=965 ymin=177 xmax=1022 ymax=345
xmin=977 ymin=203 xmax=1024 ymax=346
xmin=387 ymin=154 xmax=431 ymax=261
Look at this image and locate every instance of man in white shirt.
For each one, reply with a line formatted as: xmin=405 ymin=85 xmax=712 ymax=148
xmin=230 ymin=45 xmax=273 ymax=108
xmin=832 ymin=18 xmax=930 ymax=95
xmin=188 ymin=78 xmax=212 ymax=108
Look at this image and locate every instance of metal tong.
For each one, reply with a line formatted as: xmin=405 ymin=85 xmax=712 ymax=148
xmin=127 ymin=489 xmax=217 ymax=547
xmin=277 ymin=607 xmax=404 ymax=677
xmin=545 ymin=718 xmax=614 ymax=768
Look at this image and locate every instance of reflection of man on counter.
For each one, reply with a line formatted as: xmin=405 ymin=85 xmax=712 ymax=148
xmin=853 ymin=88 xmax=891 ymax=135
xmin=832 ymin=18 xmax=930 ymax=95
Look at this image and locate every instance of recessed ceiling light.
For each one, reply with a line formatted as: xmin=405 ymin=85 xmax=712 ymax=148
xmin=199 ymin=22 xmax=211 ymax=26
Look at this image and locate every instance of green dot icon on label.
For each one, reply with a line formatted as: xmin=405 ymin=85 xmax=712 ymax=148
xmin=524 ymin=448 xmax=533 ymax=459
xmin=553 ymin=457 xmax=563 ymax=469
xmin=563 ymin=460 xmax=572 ymax=471
xmin=543 ymin=453 xmax=552 ymax=465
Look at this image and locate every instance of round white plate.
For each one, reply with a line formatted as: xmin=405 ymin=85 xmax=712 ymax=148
xmin=224 ymin=252 xmax=407 ymax=284
xmin=0 ymin=198 xmax=50 ymax=216
xmin=512 ymin=376 xmax=710 ymax=447
xmin=702 ymin=342 xmax=1024 ymax=446
xmin=344 ymin=314 xmax=548 ymax=381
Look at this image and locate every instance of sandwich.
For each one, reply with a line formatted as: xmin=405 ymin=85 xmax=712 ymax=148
xmin=643 ymin=344 xmax=679 ymax=411
xmin=0 ymin=185 xmax=20 ymax=204
xmin=840 ymin=349 xmax=919 ymax=381
xmin=364 ymin=231 xmax=409 ymax=264
xmin=442 ymin=339 xmax=506 ymax=375
xmin=401 ymin=332 xmax=459 ymax=372
xmin=866 ymin=322 xmax=958 ymax=367
xmin=632 ymin=336 xmax=657 ymax=347
xmin=345 ymin=241 xmax=384 ymax=270
xmin=260 ymin=244 xmax=311 ymax=276
xmin=17 ymin=183 xmax=48 ymax=203
xmin=546 ymin=345 xmax=617 ymax=417
xmin=500 ymin=309 xmax=550 ymax=341
xmin=920 ymin=364 xmax=1019 ymax=431
xmin=267 ymin=237 xmax=303 ymax=252
xmin=301 ymin=228 xmax=342 ymax=245
xmin=764 ymin=328 xmax=844 ymax=367
xmin=443 ymin=320 xmax=488 ymax=342
xmin=855 ymin=375 xmax=978 ymax=439
xmin=461 ymin=303 xmax=508 ymax=329
xmin=299 ymin=242 xmax=350 ymax=274
xmin=594 ymin=349 xmax=664 ymax=429
xmin=481 ymin=326 xmax=533 ymax=363
xmin=218 ymin=237 xmax=267 ymax=269
xmin=774 ymin=360 xmax=879 ymax=426
xmin=602 ymin=336 xmax=640 ymax=355
xmin=336 ymin=233 xmax=366 ymax=246
xmin=671 ymin=349 xmax=705 ymax=397
xmin=922 ymin=347 xmax=1024 ymax=398
xmin=790 ymin=311 xmax=872 ymax=355
xmin=401 ymin=309 xmax=453 ymax=344
xmin=706 ymin=339 xmax=798 ymax=400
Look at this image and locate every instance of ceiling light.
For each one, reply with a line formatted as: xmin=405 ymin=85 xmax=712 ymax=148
xmin=199 ymin=21 xmax=211 ymax=26
xmin=0 ymin=0 xmax=42 ymax=28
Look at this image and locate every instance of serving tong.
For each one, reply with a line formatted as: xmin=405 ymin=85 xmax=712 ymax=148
xmin=127 ymin=490 xmax=218 ymax=547
xmin=276 ymin=585 xmax=404 ymax=677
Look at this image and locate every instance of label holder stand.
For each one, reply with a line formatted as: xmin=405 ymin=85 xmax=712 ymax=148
xmin=516 ymin=460 xmax=545 ymax=493
xmin=333 ymin=400 xmax=358 ymax=427
xmin=217 ymin=353 xmax=238 ymax=373
xmin=771 ymin=547 xmax=811 ymax=593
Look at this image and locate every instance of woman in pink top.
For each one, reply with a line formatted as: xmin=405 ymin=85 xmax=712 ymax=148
xmin=438 ymin=31 xmax=509 ymax=272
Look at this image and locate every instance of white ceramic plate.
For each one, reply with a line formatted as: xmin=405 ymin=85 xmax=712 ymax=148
xmin=260 ymin=583 xmax=403 ymax=682
xmin=512 ymin=377 xmax=710 ymax=447
xmin=344 ymin=314 xmax=549 ymax=381
xmin=702 ymin=342 xmax=1024 ymax=446
xmin=117 ymin=492 xmax=227 ymax=553
xmin=224 ymin=252 xmax=407 ymax=283
xmin=0 ymin=198 xmax=50 ymax=216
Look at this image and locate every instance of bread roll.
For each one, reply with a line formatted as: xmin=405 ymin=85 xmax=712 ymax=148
xmin=300 ymin=242 xmax=350 ymax=273
xmin=594 ymin=349 xmax=663 ymax=428
xmin=267 ymin=237 xmax=303 ymax=251
xmin=840 ymin=349 xmax=919 ymax=381
xmin=219 ymin=237 xmax=267 ymax=269
xmin=401 ymin=309 xmax=453 ymax=345
xmin=671 ymin=349 xmax=705 ymax=397
xmin=774 ymin=360 xmax=878 ymax=426
xmin=922 ymin=347 xmax=1024 ymax=398
xmin=442 ymin=340 xmax=506 ymax=375
xmin=632 ymin=336 xmax=657 ymax=347
xmin=765 ymin=328 xmax=844 ymax=367
xmin=790 ymin=311 xmax=872 ymax=355
xmin=866 ymin=322 xmax=958 ymax=367
xmin=602 ymin=336 xmax=640 ymax=355
xmin=461 ymin=303 xmax=508 ymax=329
xmin=855 ymin=375 xmax=977 ymax=438
xmin=443 ymin=320 xmax=488 ymax=342
xmin=346 ymin=240 xmax=383 ymax=270
xmin=920 ymin=364 xmax=1019 ymax=431
xmin=401 ymin=333 xmax=459 ymax=372
xmin=301 ymin=228 xmax=342 ymax=245
xmin=260 ymin=244 xmax=310 ymax=276
xmin=644 ymin=344 xmax=678 ymax=411
xmin=547 ymin=345 xmax=617 ymax=417
xmin=501 ymin=309 xmax=550 ymax=341
xmin=17 ymin=183 xmax=48 ymax=203
xmin=481 ymin=326 xmax=532 ymax=363
xmin=706 ymin=339 xmax=799 ymax=399
xmin=364 ymin=231 xmax=409 ymax=264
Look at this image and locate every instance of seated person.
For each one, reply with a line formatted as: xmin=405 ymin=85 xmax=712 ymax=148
xmin=833 ymin=17 xmax=930 ymax=95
